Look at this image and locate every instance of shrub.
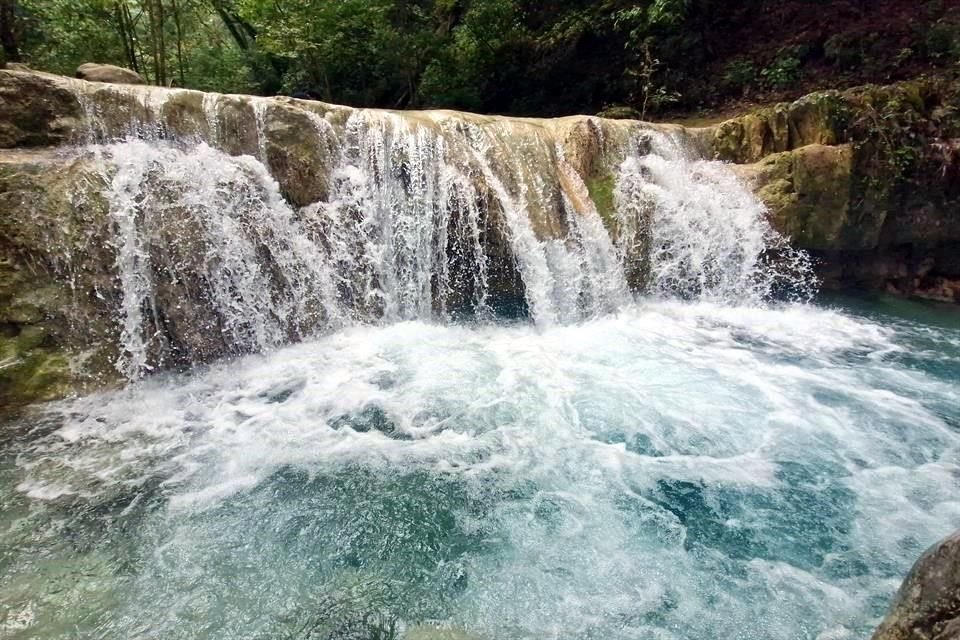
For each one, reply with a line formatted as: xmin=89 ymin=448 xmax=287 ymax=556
xmin=722 ymin=59 xmax=757 ymax=96
xmin=761 ymin=53 xmax=802 ymax=89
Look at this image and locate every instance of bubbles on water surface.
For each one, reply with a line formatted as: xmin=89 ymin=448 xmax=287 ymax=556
xmin=1 ymin=301 xmax=959 ymax=639
xmin=2 ymin=82 xmax=955 ymax=639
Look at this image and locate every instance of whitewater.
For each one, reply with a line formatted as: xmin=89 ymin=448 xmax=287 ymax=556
xmin=1 ymin=93 xmax=958 ymax=640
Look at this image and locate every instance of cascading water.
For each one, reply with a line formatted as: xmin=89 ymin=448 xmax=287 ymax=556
xmin=100 ymin=140 xmax=344 ymax=378
xmin=310 ymin=111 xmax=493 ymax=322
xmin=614 ymin=130 xmax=816 ymax=303
xmin=2 ymin=79 xmax=957 ymax=640
xmin=78 ymin=88 xmax=809 ymax=376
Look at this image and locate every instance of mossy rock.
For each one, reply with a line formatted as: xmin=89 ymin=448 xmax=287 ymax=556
xmin=0 ymin=70 xmax=82 ymax=147
xmin=597 ymin=106 xmax=642 ymax=120
xmin=712 ymin=92 xmax=850 ymax=163
xmin=586 ymin=173 xmax=617 ymax=233
xmin=0 ymin=150 xmax=120 ymax=412
xmin=743 ymin=144 xmax=880 ymax=251
xmin=0 ymin=326 xmax=74 ymax=406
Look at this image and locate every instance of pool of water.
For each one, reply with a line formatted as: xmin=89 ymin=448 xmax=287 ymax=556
xmin=2 ymin=295 xmax=959 ymax=639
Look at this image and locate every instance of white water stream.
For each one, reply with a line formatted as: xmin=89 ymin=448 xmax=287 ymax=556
xmin=1 ymin=84 xmax=956 ymax=640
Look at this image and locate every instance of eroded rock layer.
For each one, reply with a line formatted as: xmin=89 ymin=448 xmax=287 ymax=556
xmin=0 ymin=68 xmax=957 ymax=408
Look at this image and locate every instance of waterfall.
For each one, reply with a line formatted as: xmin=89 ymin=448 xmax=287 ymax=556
xmin=98 ymin=140 xmax=343 ymax=378
xmin=57 ymin=82 xmax=814 ymax=379
xmin=310 ymin=111 xmax=493 ymax=322
xmin=614 ymin=131 xmax=816 ymax=303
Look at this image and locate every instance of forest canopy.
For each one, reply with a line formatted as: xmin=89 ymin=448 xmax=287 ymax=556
xmin=1 ymin=0 xmax=958 ymax=117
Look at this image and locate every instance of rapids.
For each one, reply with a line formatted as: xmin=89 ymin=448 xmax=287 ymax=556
xmin=2 ymin=298 xmax=959 ymax=639
xmin=0 ymin=80 xmax=957 ymax=640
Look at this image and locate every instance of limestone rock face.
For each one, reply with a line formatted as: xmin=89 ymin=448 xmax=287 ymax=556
xmin=873 ymin=530 xmax=960 ymax=640
xmin=736 ymin=144 xmax=869 ymax=251
xmin=0 ymin=150 xmax=120 ymax=409
xmin=716 ymin=78 xmax=960 ymax=301
xmin=712 ymin=91 xmax=848 ymax=164
xmin=0 ymin=70 xmax=81 ymax=147
xmin=75 ymin=63 xmax=145 ymax=85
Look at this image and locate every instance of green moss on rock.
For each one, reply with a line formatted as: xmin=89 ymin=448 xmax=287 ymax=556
xmin=0 ymin=328 xmax=73 ymax=406
xmin=0 ymin=150 xmax=121 ymax=412
xmin=586 ymin=174 xmax=617 ymax=233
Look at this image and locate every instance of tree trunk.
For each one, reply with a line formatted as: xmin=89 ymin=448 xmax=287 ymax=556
xmin=146 ymin=0 xmax=167 ymax=86
xmin=171 ymin=0 xmax=186 ymax=86
xmin=115 ymin=0 xmax=139 ymax=72
xmin=0 ymin=0 xmax=21 ymax=63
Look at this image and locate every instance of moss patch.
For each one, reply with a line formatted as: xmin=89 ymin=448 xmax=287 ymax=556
xmin=586 ymin=174 xmax=617 ymax=233
xmin=0 ymin=327 xmax=73 ymax=406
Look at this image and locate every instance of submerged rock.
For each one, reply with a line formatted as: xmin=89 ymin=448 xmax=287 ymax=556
xmin=873 ymin=530 xmax=960 ymax=640
xmin=75 ymin=63 xmax=145 ymax=85
xmin=404 ymin=623 xmax=485 ymax=640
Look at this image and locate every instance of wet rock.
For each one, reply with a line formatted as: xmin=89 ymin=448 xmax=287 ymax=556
xmin=0 ymin=149 xmax=120 ymax=409
xmin=0 ymin=71 xmax=81 ymax=147
xmin=873 ymin=530 xmax=960 ymax=640
xmin=259 ymin=100 xmax=338 ymax=206
xmin=737 ymin=144 xmax=869 ymax=251
xmin=75 ymin=63 xmax=145 ymax=85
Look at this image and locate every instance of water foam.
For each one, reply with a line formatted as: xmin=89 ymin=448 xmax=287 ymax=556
xmin=615 ymin=131 xmax=816 ymax=303
xmin=4 ymin=300 xmax=959 ymax=639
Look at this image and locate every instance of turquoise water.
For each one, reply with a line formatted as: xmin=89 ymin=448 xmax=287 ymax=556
xmin=1 ymin=295 xmax=959 ymax=639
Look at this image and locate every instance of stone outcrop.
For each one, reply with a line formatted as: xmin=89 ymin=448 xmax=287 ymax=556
xmin=0 ymin=67 xmax=958 ymax=409
xmin=0 ymin=71 xmax=82 ymax=147
xmin=715 ymin=79 xmax=960 ymax=302
xmin=75 ymin=63 xmax=145 ymax=85
xmin=0 ymin=150 xmax=119 ymax=409
xmin=873 ymin=530 xmax=960 ymax=640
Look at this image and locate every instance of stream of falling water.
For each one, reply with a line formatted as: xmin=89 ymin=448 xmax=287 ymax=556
xmin=1 ymin=85 xmax=957 ymax=640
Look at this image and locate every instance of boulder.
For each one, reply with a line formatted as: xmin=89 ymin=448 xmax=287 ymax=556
xmin=0 ymin=70 xmax=81 ymax=147
xmin=737 ymin=144 xmax=871 ymax=251
xmin=75 ymin=63 xmax=145 ymax=85
xmin=259 ymin=100 xmax=338 ymax=206
xmin=0 ymin=149 xmax=120 ymax=409
xmin=873 ymin=530 xmax=960 ymax=640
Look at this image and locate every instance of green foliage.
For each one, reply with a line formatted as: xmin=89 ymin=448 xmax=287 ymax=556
xmin=721 ymin=59 xmax=757 ymax=96
xmin=19 ymin=0 xmax=126 ymax=75
xmin=924 ymin=18 xmax=960 ymax=60
xmin=17 ymin=0 xmax=257 ymax=91
xmin=845 ymin=83 xmax=948 ymax=208
xmin=5 ymin=0 xmax=958 ymax=116
xmin=418 ymin=0 xmax=526 ymax=110
xmin=761 ymin=51 xmax=802 ymax=90
xmin=824 ymin=33 xmax=864 ymax=69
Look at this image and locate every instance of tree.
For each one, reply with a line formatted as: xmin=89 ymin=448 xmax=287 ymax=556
xmin=0 ymin=0 xmax=21 ymax=62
